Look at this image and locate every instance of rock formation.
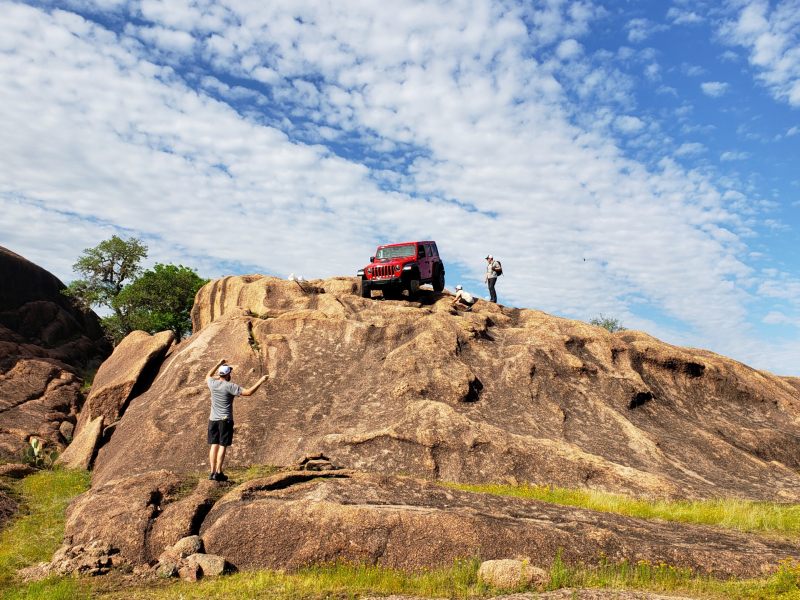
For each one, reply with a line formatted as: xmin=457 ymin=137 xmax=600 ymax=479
xmin=61 ymin=468 xmax=800 ymax=577
xmin=93 ymin=275 xmax=800 ymax=502
xmin=0 ymin=246 xmax=110 ymax=460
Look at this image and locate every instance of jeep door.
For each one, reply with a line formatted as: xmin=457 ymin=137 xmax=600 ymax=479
xmin=417 ymin=243 xmax=432 ymax=281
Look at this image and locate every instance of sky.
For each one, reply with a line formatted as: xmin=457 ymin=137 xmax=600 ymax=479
xmin=1 ymin=1 xmax=799 ymax=375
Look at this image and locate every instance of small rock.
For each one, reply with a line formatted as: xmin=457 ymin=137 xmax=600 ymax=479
xmin=156 ymin=561 xmax=177 ymax=578
xmin=185 ymin=553 xmax=227 ymax=577
xmin=170 ymin=535 xmax=204 ymax=559
xmin=17 ymin=562 xmax=50 ymax=582
xmin=178 ymin=561 xmax=200 ymax=582
xmin=59 ymin=420 xmax=75 ymax=441
xmin=478 ymin=558 xmax=548 ymax=590
xmin=0 ymin=463 xmax=36 ymax=479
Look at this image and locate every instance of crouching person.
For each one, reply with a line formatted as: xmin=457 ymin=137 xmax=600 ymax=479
xmin=452 ymin=284 xmax=476 ymax=311
xmin=206 ymin=359 xmax=268 ymax=482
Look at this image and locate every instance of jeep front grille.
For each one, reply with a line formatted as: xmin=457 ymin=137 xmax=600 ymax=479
xmin=373 ymin=265 xmax=396 ymax=278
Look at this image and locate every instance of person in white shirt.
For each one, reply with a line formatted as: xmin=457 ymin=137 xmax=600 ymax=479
xmin=452 ymin=284 xmax=476 ymax=311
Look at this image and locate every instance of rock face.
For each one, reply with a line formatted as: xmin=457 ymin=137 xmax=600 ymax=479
xmin=62 ymin=468 xmax=800 ymax=577
xmin=0 ymin=246 xmax=110 ymax=460
xmin=93 ymin=275 xmax=800 ymax=502
xmin=74 ymin=329 xmax=174 ymax=436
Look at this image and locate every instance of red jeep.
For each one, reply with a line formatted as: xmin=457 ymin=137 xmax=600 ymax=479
xmin=357 ymin=241 xmax=445 ymax=298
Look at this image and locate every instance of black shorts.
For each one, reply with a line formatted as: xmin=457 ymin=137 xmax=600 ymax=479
xmin=208 ymin=419 xmax=234 ymax=446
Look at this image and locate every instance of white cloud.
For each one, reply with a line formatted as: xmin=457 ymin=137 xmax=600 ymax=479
xmin=720 ymin=0 xmax=800 ymax=106
xmin=787 ymin=125 xmax=799 ymax=136
xmin=675 ymin=142 xmax=706 ymax=156
xmin=615 ymin=115 xmax=645 ymax=134
xmin=667 ymin=7 xmax=704 ymax=25
xmin=1 ymin=2 xmax=798 ymax=374
xmin=701 ymin=81 xmax=730 ymax=96
xmin=556 ymin=38 xmax=583 ymax=60
xmin=720 ymin=151 xmax=751 ymax=161
xmin=626 ymin=18 xmax=667 ymax=43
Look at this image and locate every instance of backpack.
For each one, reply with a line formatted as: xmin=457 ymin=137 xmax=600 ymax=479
xmin=494 ymin=260 xmax=503 ymax=276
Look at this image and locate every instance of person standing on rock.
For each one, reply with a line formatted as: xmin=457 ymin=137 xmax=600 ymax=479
xmin=485 ymin=254 xmax=501 ymax=303
xmin=206 ymin=359 xmax=268 ymax=482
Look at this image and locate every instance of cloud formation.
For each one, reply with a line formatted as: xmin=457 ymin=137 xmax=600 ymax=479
xmin=0 ymin=1 xmax=798 ymax=374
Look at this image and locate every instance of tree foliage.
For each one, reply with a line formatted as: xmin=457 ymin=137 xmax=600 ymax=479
xmin=63 ymin=235 xmax=147 ymax=315
xmin=64 ymin=236 xmax=206 ymax=344
xmin=590 ymin=314 xmax=626 ymax=333
xmin=114 ymin=264 xmax=207 ymax=340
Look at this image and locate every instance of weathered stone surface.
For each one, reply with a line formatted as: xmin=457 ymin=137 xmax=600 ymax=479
xmin=19 ymin=540 xmax=121 ymax=580
xmin=0 ymin=246 xmax=110 ymax=460
xmin=94 ymin=275 xmax=800 ymax=502
xmin=63 ymin=470 xmax=187 ymax=564
xmin=183 ymin=553 xmax=226 ymax=577
xmin=0 ymin=462 xmax=35 ymax=479
xmin=75 ymin=329 xmax=174 ymax=436
xmin=56 ymin=415 xmax=103 ymax=470
xmin=478 ymin=559 xmax=547 ymax=590
xmin=147 ymin=480 xmax=217 ymax=559
xmin=199 ymin=470 xmax=799 ymax=578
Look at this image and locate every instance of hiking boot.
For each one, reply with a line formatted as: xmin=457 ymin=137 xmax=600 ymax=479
xmin=208 ymin=472 xmax=216 ymax=480
xmin=214 ymin=472 xmax=228 ymax=482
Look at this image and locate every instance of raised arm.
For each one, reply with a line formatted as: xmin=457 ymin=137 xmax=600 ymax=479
xmin=206 ymin=359 xmax=227 ymax=380
xmin=241 ymin=374 xmax=269 ymax=397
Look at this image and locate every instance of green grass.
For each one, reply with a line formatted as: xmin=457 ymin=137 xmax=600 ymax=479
xmin=95 ymin=556 xmax=800 ymax=600
xmin=0 ymin=468 xmax=91 ymax=598
xmin=445 ymin=481 xmax=800 ymax=536
xmin=101 ymin=560 xmax=489 ymax=599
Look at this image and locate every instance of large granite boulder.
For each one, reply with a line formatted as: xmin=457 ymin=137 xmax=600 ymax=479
xmin=74 ymin=330 xmax=174 ymax=436
xmin=0 ymin=247 xmax=110 ymax=460
xmin=93 ymin=275 xmax=800 ymax=502
xmin=60 ymin=468 xmax=800 ymax=578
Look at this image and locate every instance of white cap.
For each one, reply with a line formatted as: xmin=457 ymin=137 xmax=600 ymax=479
xmin=455 ymin=284 xmax=463 ymax=291
xmin=218 ymin=365 xmax=233 ymax=376
xmin=486 ymin=254 xmax=493 ymax=260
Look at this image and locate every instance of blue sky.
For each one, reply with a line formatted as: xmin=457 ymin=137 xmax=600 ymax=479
xmin=1 ymin=0 xmax=799 ymax=375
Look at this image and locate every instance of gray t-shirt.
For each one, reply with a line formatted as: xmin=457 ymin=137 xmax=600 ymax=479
xmin=487 ymin=260 xmax=500 ymax=279
xmin=207 ymin=378 xmax=242 ymax=421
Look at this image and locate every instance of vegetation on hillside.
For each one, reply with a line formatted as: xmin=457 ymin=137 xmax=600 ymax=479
xmin=63 ymin=235 xmax=207 ymax=343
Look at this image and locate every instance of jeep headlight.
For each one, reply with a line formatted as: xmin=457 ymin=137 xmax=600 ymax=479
xmin=402 ymin=264 xmax=412 ymax=271
xmin=357 ymin=269 xmax=365 ymax=277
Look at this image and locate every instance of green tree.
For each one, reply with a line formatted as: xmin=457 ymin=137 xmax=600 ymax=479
xmin=590 ymin=314 xmax=626 ymax=333
xmin=63 ymin=235 xmax=148 ymax=339
xmin=114 ymin=264 xmax=208 ymax=340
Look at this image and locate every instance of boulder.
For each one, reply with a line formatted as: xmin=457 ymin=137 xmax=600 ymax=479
xmin=182 ymin=553 xmax=226 ymax=577
xmin=0 ymin=463 xmax=35 ymax=479
xmin=478 ymin=559 xmax=547 ymax=590
xmin=93 ymin=275 xmax=800 ymax=502
xmin=198 ymin=470 xmax=800 ymax=578
xmin=0 ymin=246 xmax=110 ymax=460
xmin=63 ymin=470 xmax=188 ymax=564
xmin=56 ymin=415 xmax=103 ymax=470
xmin=75 ymin=329 xmax=174 ymax=436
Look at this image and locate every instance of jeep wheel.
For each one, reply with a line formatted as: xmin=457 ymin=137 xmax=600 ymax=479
xmin=433 ymin=267 xmax=445 ymax=292
xmin=359 ymin=279 xmax=371 ymax=299
xmin=407 ymin=279 xmax=420 ymax=298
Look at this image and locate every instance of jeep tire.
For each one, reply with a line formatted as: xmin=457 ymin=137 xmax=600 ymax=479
xmin=359 ymin=279 xmax=371 ymax=298
xmin=408 ymin=278 xmax=420 ymax=298
xmin=433 ymin=265 xmax=445 ymax=292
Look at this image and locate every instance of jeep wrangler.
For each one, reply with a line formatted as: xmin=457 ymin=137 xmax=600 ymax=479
xmin=357 ymin=241 xmax=445 ymax=299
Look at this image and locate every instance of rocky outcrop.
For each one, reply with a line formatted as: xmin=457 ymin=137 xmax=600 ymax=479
xmin=60 ymin=468 xmax=800 ymax=578
xmin=93 ymin=275 xmax=800 ymax=502
xmin=74 ymin=330 xmax=174 ymax=436
xmin=0 ymin=246 xmax=110 ymax=459
xmin=55 ymin=415 xmax=103 ymax=470
xmin=478 ymin=559 xmax=548 ymax=590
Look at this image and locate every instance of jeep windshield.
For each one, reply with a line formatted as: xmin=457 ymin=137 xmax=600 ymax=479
xmin=376 ymin=245 xmax=415 ymax=260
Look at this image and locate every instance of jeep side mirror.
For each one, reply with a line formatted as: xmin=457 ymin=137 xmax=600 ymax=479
xmin=370 ymin=256 xmax=375 ymax=262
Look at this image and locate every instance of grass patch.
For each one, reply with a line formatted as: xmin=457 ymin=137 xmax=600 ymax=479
xmin=446 ymin=482 xmax=800 ymax=536
xmin=101 ymin=560 xmax=489 ymax=599
xmin=547 ymin=554 xmax=800 ymax=599
xmin=0 ymin=468 xmax=91 ymax=596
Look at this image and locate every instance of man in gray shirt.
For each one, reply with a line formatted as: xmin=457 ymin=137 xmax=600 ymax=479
xmin=206 ymin=359 xmax=268 ymax=481
xmin=485 ymin=254 xmax=501 ymax=303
